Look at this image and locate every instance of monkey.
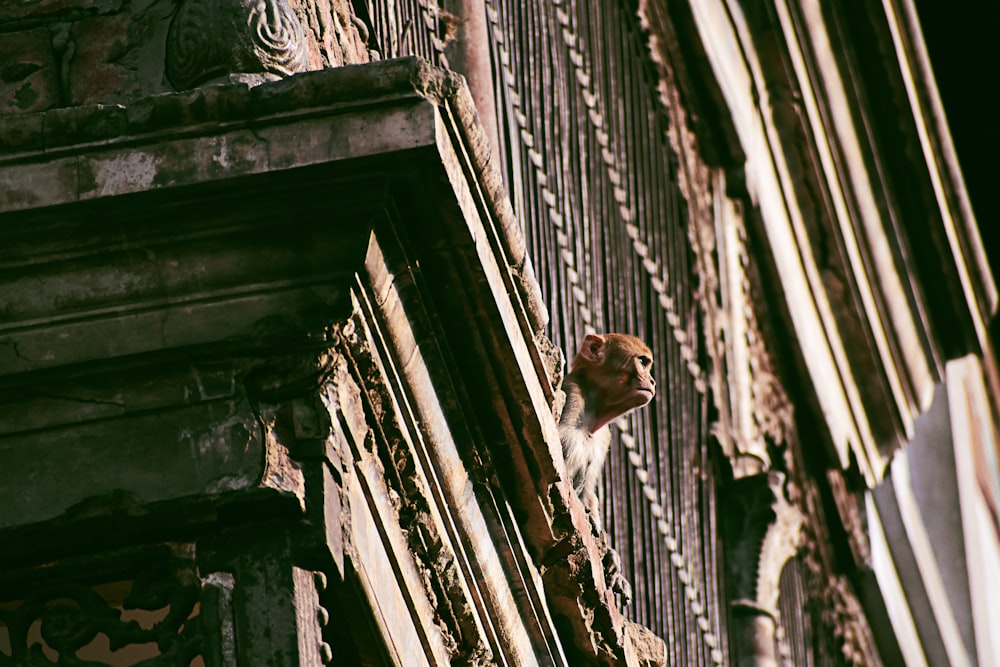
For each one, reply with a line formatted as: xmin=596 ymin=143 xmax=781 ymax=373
xmin=558 ymin=333 xmax=655 ymax=604
xmin=559 ymin=333 xmax=656 ymax=605
xmin=560 ymin=333 xmax=656 ymax=523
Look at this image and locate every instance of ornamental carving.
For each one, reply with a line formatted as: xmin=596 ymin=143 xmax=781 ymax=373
xmin=322 ymin=316 xmax=494 ymax=666
xmin=0 ymin=550 xmax=202 ymax=665
xmin=797 ymin=491 xmax=884 ymax=666
xmin=638 ymin=2 xmax=794 ymax=479
xmin=725 ymin=471 xmax=803 ymax=613
xmin=723 ymin=471 xmax=803 ymax=666
xmin=167 ymin=0 xmax=308 ymax=90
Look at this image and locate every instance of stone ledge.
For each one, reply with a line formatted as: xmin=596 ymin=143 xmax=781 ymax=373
xmin=0 ymin=57 xmax=551 ymax=387
xmin=0 ymin=57 xmax=463 ymax=158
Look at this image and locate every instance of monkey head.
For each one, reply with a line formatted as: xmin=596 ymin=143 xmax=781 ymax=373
xmin=568 ymin=333 xmax=655 ymax=431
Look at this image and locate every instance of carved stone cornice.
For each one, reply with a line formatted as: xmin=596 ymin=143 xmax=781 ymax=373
xmin=790 ymin=458 xmax=884 ymax=667
xmin=797 ymin=531 xmax=883 ymax=666
xmin=825 ymin=467 xmax=873 ymax=570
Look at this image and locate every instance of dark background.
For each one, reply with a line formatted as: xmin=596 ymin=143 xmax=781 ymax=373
xmin=915 ymin=1 xmax=998 ymax=274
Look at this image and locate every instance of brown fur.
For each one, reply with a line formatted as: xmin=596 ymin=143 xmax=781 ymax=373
xmin=559 ymin=333 xmax=655 ymax=526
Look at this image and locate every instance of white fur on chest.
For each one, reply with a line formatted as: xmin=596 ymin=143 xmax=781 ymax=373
xmin=559 ymin=423 xmax=612 ymax=494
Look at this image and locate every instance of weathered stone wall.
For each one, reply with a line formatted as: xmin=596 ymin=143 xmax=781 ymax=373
xmin=0 ymin=0 xmax=371 ymax=116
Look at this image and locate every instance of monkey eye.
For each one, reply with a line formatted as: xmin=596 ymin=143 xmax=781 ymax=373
xmin=638 ymin=355 xmax=652 ymax=369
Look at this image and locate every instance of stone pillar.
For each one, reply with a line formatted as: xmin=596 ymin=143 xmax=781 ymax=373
xmin=443 ymin=0 xmax=501 ymax=163
xmin=723 ymin=471 xmax=803 ymax=667
xmin=731 ymin=602 xmax=780 ymax=667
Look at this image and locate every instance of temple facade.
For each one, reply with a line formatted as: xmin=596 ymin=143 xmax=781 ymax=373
xmin=1 ymin=1 xmax=996 ymax=665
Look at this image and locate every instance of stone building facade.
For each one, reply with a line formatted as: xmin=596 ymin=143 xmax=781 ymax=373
xmin=1 ymin=1 xmax=996 ymax=666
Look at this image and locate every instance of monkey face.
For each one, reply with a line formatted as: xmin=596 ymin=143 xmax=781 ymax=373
xmin=570 ymin=333 xmax=655 ymax=429
xmin=626 ymin=351 xmax=656 ymax=405
xmin=608 ymin=349 xmax=654 ymax=415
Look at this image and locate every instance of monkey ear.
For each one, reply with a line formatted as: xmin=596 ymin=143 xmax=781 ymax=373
xmin=579 ymin=333 xmax=607 ymax=363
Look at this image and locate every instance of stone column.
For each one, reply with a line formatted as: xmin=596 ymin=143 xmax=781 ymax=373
xmin=443 ymin=0 xmax=501 ymax=164
xmin=723 ymin=471 xmax=803 ymax=667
